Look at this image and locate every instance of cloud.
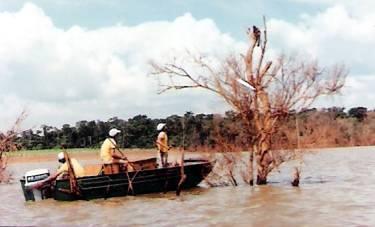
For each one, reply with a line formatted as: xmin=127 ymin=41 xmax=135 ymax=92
xmin=268 ymin=5 xmax=375 ymax=65
xmin=267 ymin=3 xmax=375 ymax=109
xmin=0 ymin=3 xmax=239 ymax=130
xmin=288 ymin=0 xmax=375 ymax=12
xmin=1 ymin=2 xmax=374 ymax=131
xmin=342 ymin=75 xmax=375 ymax=108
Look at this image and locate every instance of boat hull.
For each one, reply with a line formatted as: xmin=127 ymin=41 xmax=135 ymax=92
xmin=22 ymin=160 xmax=212 ymax=201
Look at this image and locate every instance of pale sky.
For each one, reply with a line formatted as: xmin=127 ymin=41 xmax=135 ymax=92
xmin=0 ymin=0 xmax=374 ymax=130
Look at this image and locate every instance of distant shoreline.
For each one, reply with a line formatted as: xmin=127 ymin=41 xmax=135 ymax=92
xmin=6 ymin=145 xmax=374 ymax=164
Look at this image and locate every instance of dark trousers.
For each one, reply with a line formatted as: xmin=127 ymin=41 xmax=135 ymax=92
xmin=160 ymin=152 xmax=168 ymax=167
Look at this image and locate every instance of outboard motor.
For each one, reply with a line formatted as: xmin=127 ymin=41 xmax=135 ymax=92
xmin=20 ymin=169 xmax=50 ymax=201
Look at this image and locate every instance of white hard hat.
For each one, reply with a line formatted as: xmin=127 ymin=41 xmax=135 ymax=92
xmin=157 ymin=123 xmax=166 ymax=131
xmin=109 ymin=128 xmax=121 ymax=137
xmin=57 ymin=152 xmax=65 ymax=161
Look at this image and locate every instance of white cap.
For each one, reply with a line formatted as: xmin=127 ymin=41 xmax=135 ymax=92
xmin=57 ymin=152 xmax=65 ymax=161
xmin=157 ymin=123 xmax=166 ymax=131
xmin=109 ymin=128 xmax=121 ymax=137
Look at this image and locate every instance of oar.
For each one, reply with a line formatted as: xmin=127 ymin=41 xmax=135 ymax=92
xmin=62 ymin=149 xmax=80 ymax=196
xmin=176 ymin=147 xmax=186 ymax=196
xmin=106 ymin=139 xmax=138 ymax=194
xmin=176 ymin=119 xmax=186 ymax=196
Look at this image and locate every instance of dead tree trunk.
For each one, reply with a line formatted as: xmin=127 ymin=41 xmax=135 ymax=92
xmin=254 ymin=131 xmax=273 ymax=184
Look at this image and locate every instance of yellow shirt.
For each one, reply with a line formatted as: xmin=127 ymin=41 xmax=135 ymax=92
xmin=100 ymin=138 xmax=116 ymax=163
xmin=157 ymin=131 xmax=168 ymax=152
xmin=57 ymin=158 xmax=85 ymax=178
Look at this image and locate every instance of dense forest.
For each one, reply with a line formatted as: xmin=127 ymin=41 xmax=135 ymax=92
xmin=13 ymin=106 xmax=374 ymax=151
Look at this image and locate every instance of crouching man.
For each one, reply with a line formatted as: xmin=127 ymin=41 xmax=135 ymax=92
xmin=32 ymin=152 xmax=85 ymax=189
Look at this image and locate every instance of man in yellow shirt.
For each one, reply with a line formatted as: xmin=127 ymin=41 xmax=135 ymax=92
xmin=55 ymin=152 xmax=85 ymax=178
xmin=32 ymin=152 xmax=85 ymax=189
xmin=100 ymin=128 xmax=127 ymax=164
xmin=156 ymin=123 xmax=169 ymax=167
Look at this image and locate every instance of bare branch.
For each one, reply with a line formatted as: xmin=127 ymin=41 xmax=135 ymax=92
xmin=1 ymin=110 xmax=27 ymax=182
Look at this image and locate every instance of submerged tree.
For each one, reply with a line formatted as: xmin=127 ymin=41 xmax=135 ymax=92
xmin=0 ymin=110 xmax=27 ymax=183
xmin=151 ymin=19 xmax=347 ymax=185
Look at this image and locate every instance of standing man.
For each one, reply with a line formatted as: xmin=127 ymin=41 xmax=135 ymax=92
xmin=100 ymin=128 xmax=127 ymax=164
xmin=156 ymin=123 xmax=169 ymax=167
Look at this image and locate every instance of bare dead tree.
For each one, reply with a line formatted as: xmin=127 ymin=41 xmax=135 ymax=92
xmin=0 ymin=110 xmax=27 ymax=183
xmin=150 ymin=18 xmax=347 ymax=185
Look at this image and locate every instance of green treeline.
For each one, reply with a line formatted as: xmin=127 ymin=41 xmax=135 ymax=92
xmin=16 ymin=107 xmax=374 ymax=151
xmin=18 ymin=111 xmax=227 ymax=150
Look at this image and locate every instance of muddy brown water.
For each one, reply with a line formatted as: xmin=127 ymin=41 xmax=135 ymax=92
xmin=1 ymin=147 xmax=375 ymax=226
